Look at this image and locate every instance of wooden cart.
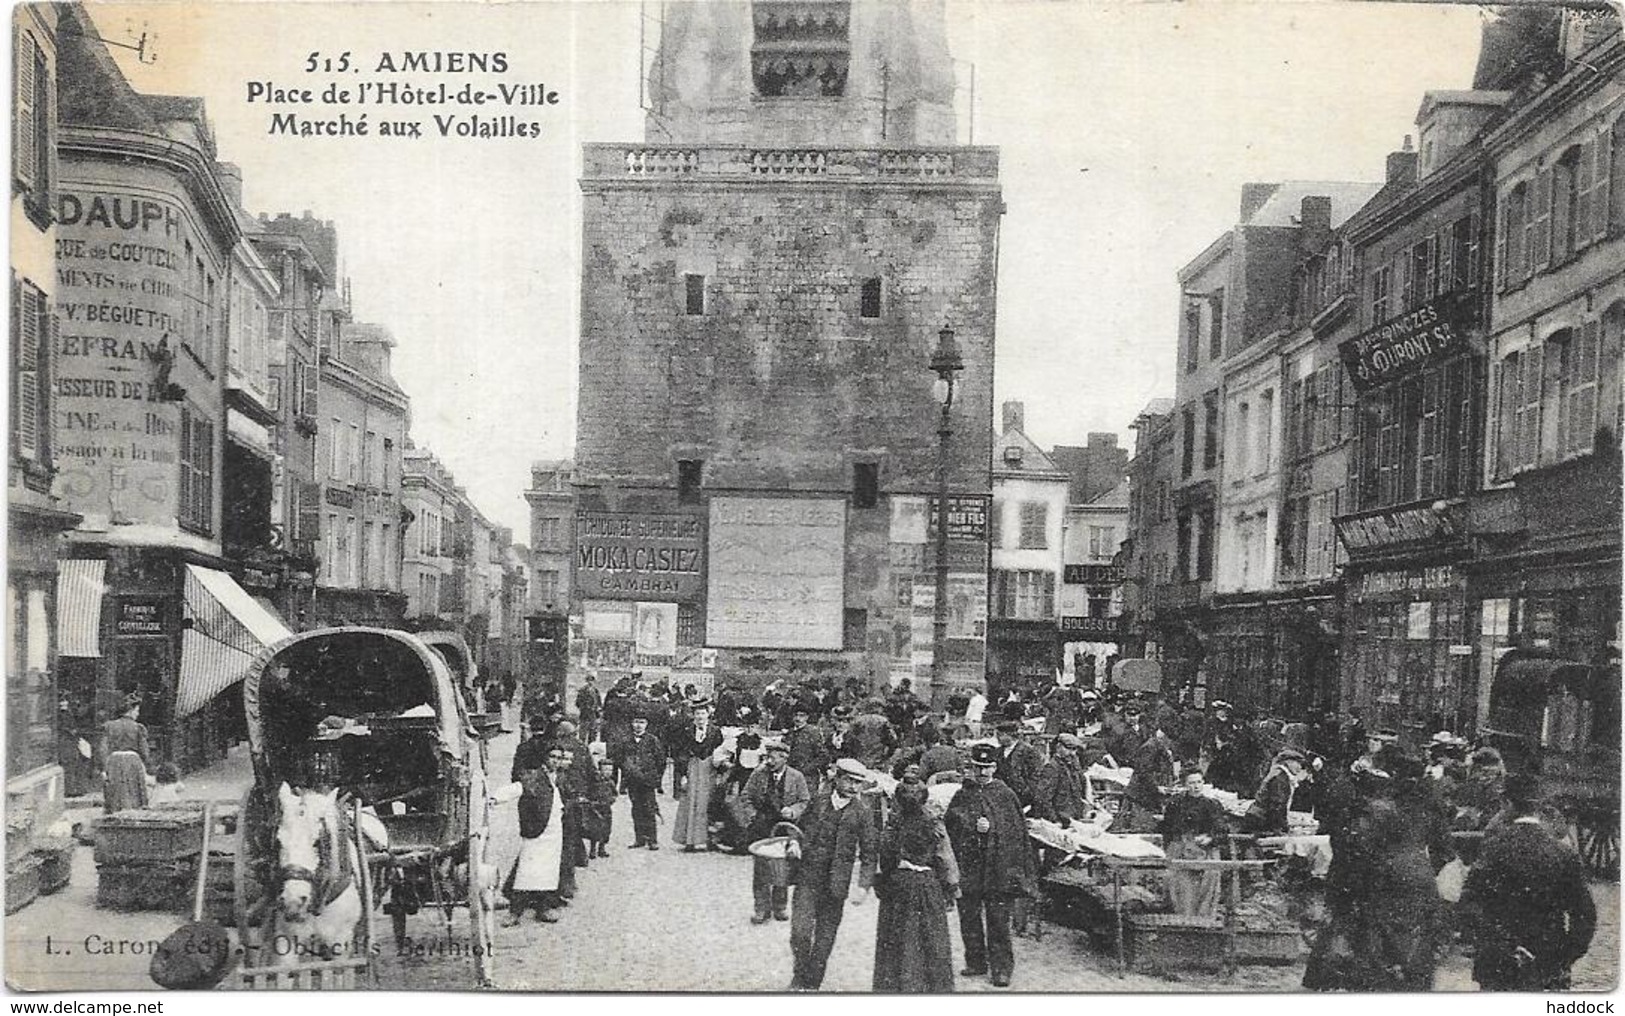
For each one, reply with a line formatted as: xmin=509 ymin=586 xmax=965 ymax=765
xmin=235 ymin=627 xmax=498 ymax=988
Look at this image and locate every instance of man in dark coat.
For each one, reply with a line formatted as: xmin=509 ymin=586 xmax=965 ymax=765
xmin=788 ymin=760 xmax=878 ymax=991
xmin=786 ymin=705 xmax=832 ymax=800
xmin=1243 ymin=749 xmax=1307 ymax=834
xmin=945 ymin=743 xmax=1036 ymax=987
xmin=847 ymin=699 xmax=898 ymax=770
xmin=1458 ymin=778 xmax=1597 ymax=990
xmin=992 ymin=720 xmax=1043 ymax=808
xmin=1040 ymin=676 xmax=1084 ymax=735
xmin=574 ymin=674 xmax=604 ymax=743
xmin=915 ymin=722 xmax=962 ymax=782
xmin=609 ymin=714 xmax=666 ymax=849
xmin=744 ymin=740 xmax=811 ymax=923
xmin=551 ymin=720 xmax=596 ymax=870
xmin=1030 ymin=733 xmax=1086 ymax=825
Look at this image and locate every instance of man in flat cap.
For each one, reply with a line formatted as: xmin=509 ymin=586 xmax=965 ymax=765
xmin=945 ymin=743 xmax=1037 ymax=988
xmin=1243 ymin=748 xmax=1307 ymax=835
xmin=745 ymin=739 xmax=810 ymax=924
xmin=1030 ymin=733 xmax=1086 ymax=827
xmin=787 ymin=758 xmax=877 ymax=990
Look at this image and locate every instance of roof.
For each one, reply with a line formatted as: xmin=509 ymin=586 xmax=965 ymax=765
xmin=1086 ymin=478 xmax=1131 ymax=508
xmin=994 ymin=425 xmax=1065 ymax=477
xmin=1245 ymin=180 xmax=1385 ymax=228
xmin=1417 ymin=89 xmax=1513 ymax=123
xmin=1138 ymin=397 xmax=1175 ymax=418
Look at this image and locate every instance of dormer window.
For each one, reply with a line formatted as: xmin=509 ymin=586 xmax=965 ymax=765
xmin=1003 ymin=445 xmax=1024 ymax=466
xmin=752 ymin=2 xmax=851 ymax=97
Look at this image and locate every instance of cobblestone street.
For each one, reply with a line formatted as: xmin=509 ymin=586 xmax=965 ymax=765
xmin=12 ymin=728 xmax=1614 ymax=993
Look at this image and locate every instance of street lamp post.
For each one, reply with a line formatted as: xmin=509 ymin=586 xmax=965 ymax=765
xmin=928 ymin=325 xmax=964 ymax=704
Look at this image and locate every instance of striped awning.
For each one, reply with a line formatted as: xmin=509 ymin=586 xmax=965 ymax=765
xmin=55 ymin=559 xmax=106 ymax=658
xmin=176 ymin=565 xmax=291 ymax=718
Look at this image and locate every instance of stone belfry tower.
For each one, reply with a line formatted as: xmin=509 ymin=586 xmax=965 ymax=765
xmin=645 ymin=0 xmax=958 ymax=145
xmin=573 ymin=0 xmax=999 ymax=707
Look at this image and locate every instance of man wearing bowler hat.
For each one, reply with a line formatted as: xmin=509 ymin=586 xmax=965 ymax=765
xmin=945 ymin=743 xmax=1036 ymax=987
xmin=787 ymin=758 xmax=877 ymax=990
xmin=609 ymin=710 xmax=666 ymax=849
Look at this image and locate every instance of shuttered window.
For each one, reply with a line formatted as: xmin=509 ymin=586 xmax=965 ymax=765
xmin=178 ymin=408 xmax=215 ymax=534
xmin=1017 ymin=502 xmax=1047 ymax=549
xmin=12 ymin=29 xmax=49 ymax=199
xmin=1530 ymin=166 xmax=1554 ymax=274
xmin=1565 ymin=321 xmax=1601 ymax=457
xmin=11 ymin=278 xmax=48 ymax=462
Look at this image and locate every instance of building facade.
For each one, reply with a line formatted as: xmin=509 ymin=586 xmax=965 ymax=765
xmin=988 ymin=402 xmax=1067 ymax=697
xmin=1122 ymin=398 xmax=1176 ymax=666
xmin=524 ymin=458 xmax=574 ymax=614
xmin=572 ymin=1 xmax=999 ymax=706
xmin=51 ymin=8 xmax=296 ymax=771
xmin=1474 ymin=25 xmax=1623 ymax=726
xmin=312 ymin=321 xmax=408 ymax=626
xmin=1060 ymin=480 xmax=1129 ymax=685
xmin=9 ymin=5 xmax=79 ymax=875
xmin=1334 ymin=108 xmax=1498 ymax=737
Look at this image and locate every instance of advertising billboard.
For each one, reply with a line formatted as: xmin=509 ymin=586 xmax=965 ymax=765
xmin=706 ymin=497 xmax=845 ymax=650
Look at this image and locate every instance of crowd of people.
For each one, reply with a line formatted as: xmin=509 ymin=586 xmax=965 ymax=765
xmin=498 ymin=669 xmax=1601 ymax=993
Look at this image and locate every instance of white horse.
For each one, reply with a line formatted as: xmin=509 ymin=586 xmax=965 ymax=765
xmin=270 ymin=782 xmax=365 ymax=964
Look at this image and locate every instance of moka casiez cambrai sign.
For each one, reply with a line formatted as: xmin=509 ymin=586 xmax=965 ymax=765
xmin=1338 ymin=289 xmax=1478 ymax=393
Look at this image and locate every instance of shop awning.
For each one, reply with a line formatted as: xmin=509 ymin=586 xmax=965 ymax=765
xmin=176 ymin=565 xmax=291 ymax=718
xmin=55 ymin=559 xmax=106 ymax=658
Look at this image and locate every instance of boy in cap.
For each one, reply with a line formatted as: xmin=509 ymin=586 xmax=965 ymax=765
xmin=944 ymin=743 xmax=1037 ymax=987
xmin=787 ymin=758 xmax=878 ymax=990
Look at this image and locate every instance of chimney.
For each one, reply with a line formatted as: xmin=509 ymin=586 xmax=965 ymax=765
xmin=1239 ymin=183 xmax=1279 ymax=223
xmin=1300 ymin=195 xmax=1332 ymax=251
xmin=1002 ymin=400 xmax=1025 ymax=434
xmin=1386 ymin=136 xmax=1418 ymax=185
xmin=1087 ymin=432 xmax=1118 ymax=450
xmin=216 ymin=162 xmax=244 ymax=210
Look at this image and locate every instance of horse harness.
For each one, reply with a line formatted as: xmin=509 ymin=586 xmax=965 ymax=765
xmin=278 ymin=802 xmax=355 ymax=916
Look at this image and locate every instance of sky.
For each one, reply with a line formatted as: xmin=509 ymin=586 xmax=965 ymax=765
xmin=90 ymin=0 xmax=1486 ymax=537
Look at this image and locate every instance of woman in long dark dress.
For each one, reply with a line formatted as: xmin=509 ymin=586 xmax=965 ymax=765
xmin=873 ymin=782 xmax=957 ymax=993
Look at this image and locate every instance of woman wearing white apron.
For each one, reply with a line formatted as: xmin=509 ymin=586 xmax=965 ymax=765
xmin=502 ymin=743 xmax=566 ymax=924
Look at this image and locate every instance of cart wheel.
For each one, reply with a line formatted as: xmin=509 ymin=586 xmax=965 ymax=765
xmin=469 ymin=830 xmax=495 ymax=988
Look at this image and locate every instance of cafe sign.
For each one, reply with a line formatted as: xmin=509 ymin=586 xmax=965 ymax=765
xmin=1064 ymin=564 xmax=1123 ymax=585
xmin=1338 ymin=289 xmax=1477 ymax=393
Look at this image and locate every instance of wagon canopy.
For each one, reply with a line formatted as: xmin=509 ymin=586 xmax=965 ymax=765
xmin=415 ymin=630 xmax=479 ymax=710
xmin=244 ymin=627 xmax=466 ymax=767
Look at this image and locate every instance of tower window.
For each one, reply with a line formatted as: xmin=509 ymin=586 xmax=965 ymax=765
xmin=860 ymin=278 xmax=882 ymax=319
xmin=852 ymin=462 xmax=879 ymax=509
xmin=684 ymin=274 xmax=706 ymax=316
xmin=677 ymin=459 xmax=703 ymax=504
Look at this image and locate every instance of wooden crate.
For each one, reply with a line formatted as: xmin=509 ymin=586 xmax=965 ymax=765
xmin=235 ymin=959 xmax=371 ymax=990
xmin=96 ymin=859 xmax=193 ymax=912
xmin=6 ymin=855 xmax=44 ymax=914
xmin=95 ymin=809 xmax=204 ymax=862
xmin=1124 ymin=912 xmax=1228 ymax=973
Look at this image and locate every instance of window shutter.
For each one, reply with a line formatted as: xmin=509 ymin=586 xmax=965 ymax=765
xmin=1568 ymin=320 xmax=1600 ymax=455
xmin=16 ymin=285 xmax=42 ymax=460
xmin=1519 ymin=344 xmax=1543 ymax=468
xmin=1531 ymin=166 xmax=1553 ymax=273
xmin=1438 ymin=226 xmax=1454 ymax=295
xmin=1495 ymin=201 xmax=1509 ymax=291
xmin=1467 ymin=211 xmax=1481 ymax=288
xmin=1576 ymin=141 xmax=1595 ymax=250
xmin=12 ymin=33 xmax=37 ymax=189
xmin=1591 ymin=133 xmax=1611 ymax=242
xmin=178 ymin=408 xmax=193 ymax=523
xmin=303 ymin=362 xmax=320 ymax=415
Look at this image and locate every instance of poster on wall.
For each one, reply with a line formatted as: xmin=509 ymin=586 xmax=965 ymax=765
xmin=634 ymin=601 xmax=678 ymax=656
xmin=706 ymin=497 xmax=845 ymax=650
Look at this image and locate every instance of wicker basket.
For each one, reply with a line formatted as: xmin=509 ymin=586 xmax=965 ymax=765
xmin=748 ymin=823 xmax=802 ymax=888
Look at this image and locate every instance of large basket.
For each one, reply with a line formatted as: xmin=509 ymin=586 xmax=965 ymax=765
xmin=748 ymin=822 xmax=802 ymax=888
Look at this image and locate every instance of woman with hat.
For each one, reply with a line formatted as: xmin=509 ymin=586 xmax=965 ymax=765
xmin=671 ymin=699 xmax=724 ymax=851
xmin=100 ymin=692 xmax=150 ymax=814
xmin=872 ymin=780 xmax=957 ymax=992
